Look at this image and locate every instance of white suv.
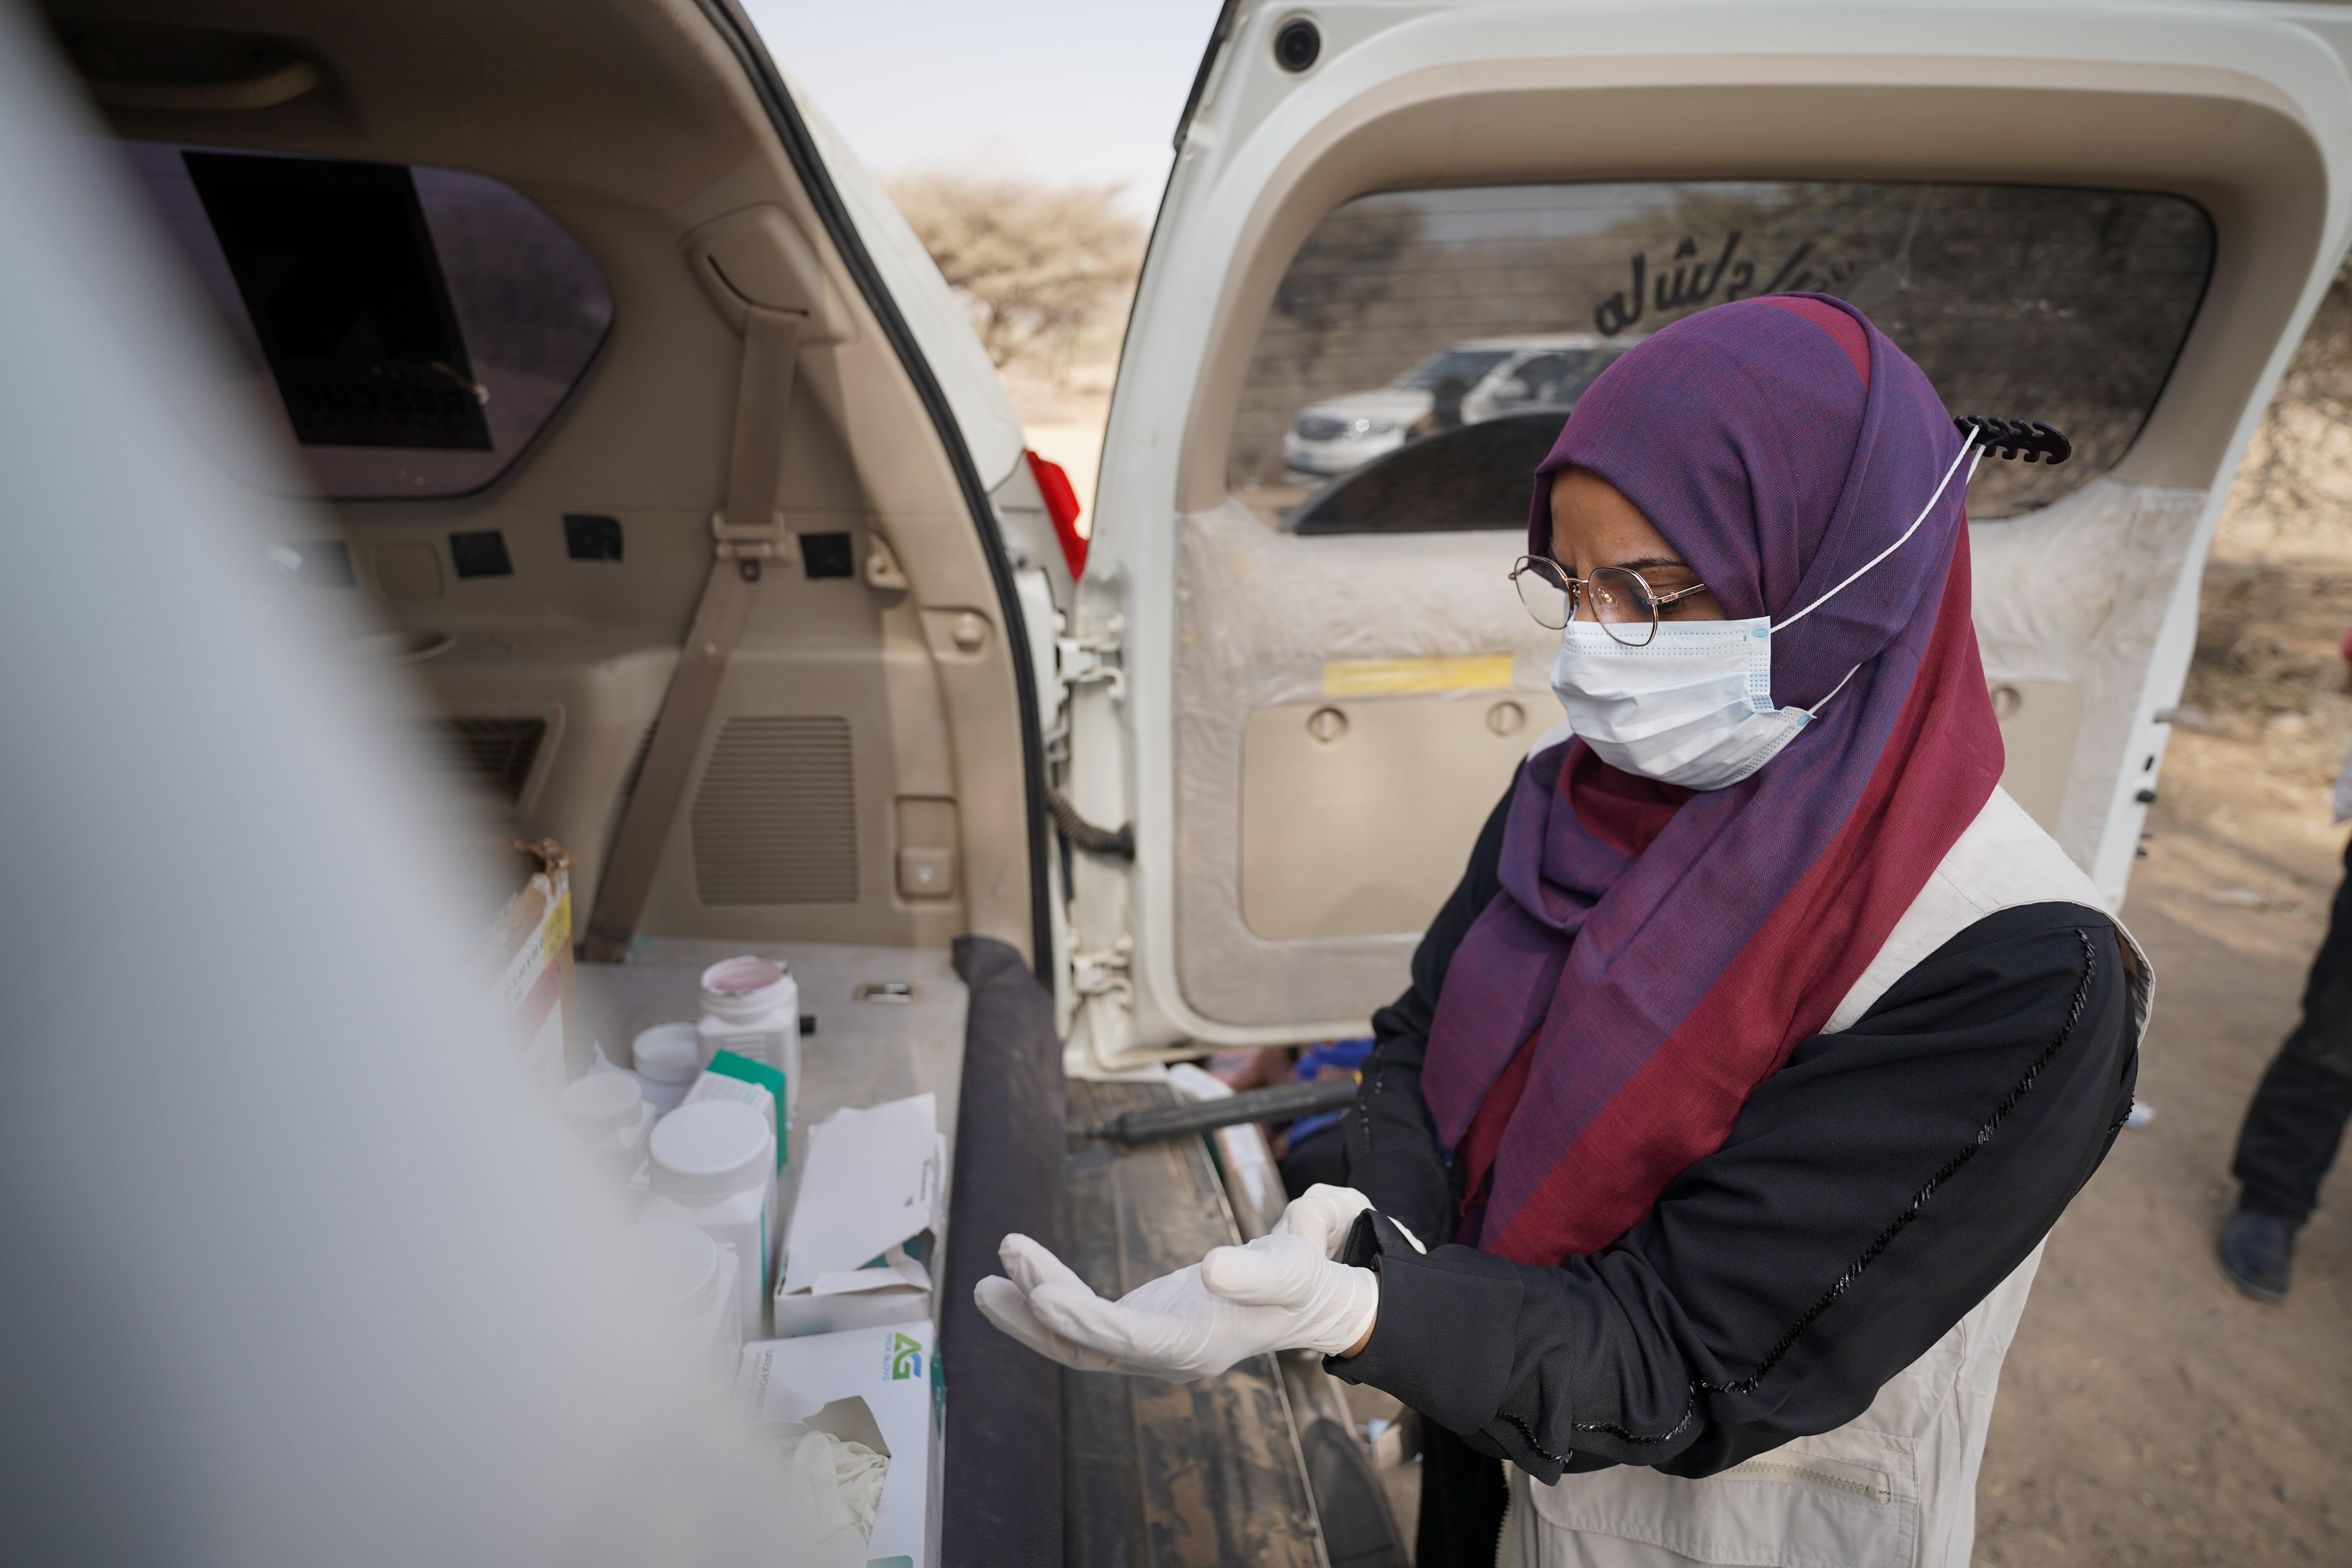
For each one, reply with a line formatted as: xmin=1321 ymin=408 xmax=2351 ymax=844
xmin=1281 ymin=334 xmax=1632 ymax=479
xmin=12 ymin=2 xmax=2352 ymax=1565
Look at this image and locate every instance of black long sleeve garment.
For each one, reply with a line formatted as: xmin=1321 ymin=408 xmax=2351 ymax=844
xmin=1328 ymin=771 xmax=2140 ymax=1482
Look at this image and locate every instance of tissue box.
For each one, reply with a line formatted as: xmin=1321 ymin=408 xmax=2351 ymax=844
xmin=777 ymin=1094 xmax=944 ymax=1336
xmin=738 ymin=1323 xmax=938 ymax=1567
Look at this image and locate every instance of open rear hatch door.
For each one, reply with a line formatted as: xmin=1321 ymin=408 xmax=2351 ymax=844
xmin=1067 ymin=0 xmax=2352 ymax=1068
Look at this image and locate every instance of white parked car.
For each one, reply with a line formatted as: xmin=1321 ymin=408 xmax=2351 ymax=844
xmin=1281 ymin=335 xmax=1633 ymax=479
xmin=1454 ymin=334 xmax=1637 ymax=425
xmin=1280 ymin=344 xmax=1504 ymax=475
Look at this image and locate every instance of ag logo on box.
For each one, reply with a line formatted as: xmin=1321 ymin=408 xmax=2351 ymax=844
xmin=886 ymin=1330 xmax=924 ymax=1381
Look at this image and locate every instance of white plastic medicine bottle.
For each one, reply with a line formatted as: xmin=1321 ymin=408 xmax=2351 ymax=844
xmin=557 ymin=1071 xmax=655 ymax=1189
xmin=617 ymin=1219 xmax=742 ymax=1389
xmin=640 ymin=1098 xmax=774 ymax=1342
xmin=630 ymin=1022 xmax=703 ymax=1114
xmin=696 ymin=956 xmax=799 ymax=1122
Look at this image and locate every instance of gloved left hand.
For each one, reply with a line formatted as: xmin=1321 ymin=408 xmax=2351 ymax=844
xmin=1273 ymin=1183 xmax=1426 ymax=1259
xmin=974 ymin=1229 xmax=1378 ymax=1382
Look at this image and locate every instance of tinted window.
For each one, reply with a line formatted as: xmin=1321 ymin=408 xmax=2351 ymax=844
xmin=125 ymin=143 xmax=612 ymax=498
xmin=1398 ymin=349 xmax=1511 ymax=389
xmin=1291 ymin=414 xmax=1565 ymax=534
xmin=1505 ymin=354 xmax=1574 ymax=396
xmin=1235 ymin=181 xmax=2214 ymax=530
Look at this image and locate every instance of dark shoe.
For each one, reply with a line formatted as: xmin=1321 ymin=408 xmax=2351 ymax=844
xmin=2217 ymin=1210 xmax=2299 ymax=1303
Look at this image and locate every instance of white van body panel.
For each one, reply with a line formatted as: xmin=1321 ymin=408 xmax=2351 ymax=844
xmin=791 ymin=81 xmax=1028 ymax=495
xmin=1068 ymin=0 xmax=2352 ymax=1056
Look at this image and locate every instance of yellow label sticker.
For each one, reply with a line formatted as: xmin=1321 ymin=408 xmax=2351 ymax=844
xmin=543 ymin=888 xmax=573 ymax=961
xmin=1321 ymin=654 xmax=1516 ymax=697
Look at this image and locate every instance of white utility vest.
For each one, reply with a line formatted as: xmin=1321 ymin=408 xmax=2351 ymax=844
xmin=1498 ymin=787 xmax=2152 ymax=1568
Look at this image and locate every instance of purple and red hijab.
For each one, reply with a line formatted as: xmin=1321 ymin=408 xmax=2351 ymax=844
xmin=1423 ymin=294 xmax=2005 ymax=1264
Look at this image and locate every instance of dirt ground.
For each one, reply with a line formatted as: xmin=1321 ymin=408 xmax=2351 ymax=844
xmin=1972 ymin=524 xmax=2352 ymax=1567
xmin=1013 ymin=348 xmax=2352 ymax=1564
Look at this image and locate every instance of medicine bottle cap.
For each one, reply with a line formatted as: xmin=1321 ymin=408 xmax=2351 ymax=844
xmin=701 ymin=955 xmax=791 ymax=1004
xmin=632 ymin=1022 xmax=703 ymax=1083
xmin=648 ymin=1100 xmax=771 ymax=1199
xmin=559 ymin=1071 xmax=643 ymax=1134
xmin=618 ymin=1220 xmax=723 ymax=1316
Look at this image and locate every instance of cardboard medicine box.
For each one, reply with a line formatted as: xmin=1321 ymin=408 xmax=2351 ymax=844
xmin=475 ymin=838 xmax=583 ymax=1094
xmin=738 ymin=1321 xmax=939 ymax=1567
xmin=776 ymin=1094 xmax=944 ymax=1336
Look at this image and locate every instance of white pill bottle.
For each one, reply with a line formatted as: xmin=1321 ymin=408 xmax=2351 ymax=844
xmin=616 ymin=1220 xmax=742 ymax=1391
xmin=556 ymin=1071 xmax=656 ymax=1189
xmin=639 ymin=1099 xmax=774 ymax=1342
xmin=628 ymin=1022 xmax=704 ymax=1114
xmin=696 ymin=956 xmax=799 ymax=1123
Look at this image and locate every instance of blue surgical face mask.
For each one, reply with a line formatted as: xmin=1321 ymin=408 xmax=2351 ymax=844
xmin=1549 ymin=440 xmax=1980 ymax=790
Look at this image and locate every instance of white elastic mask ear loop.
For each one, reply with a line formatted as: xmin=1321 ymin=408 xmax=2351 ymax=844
xmin=1770 ymin=434 xmax=1985 ymax=721
xmin=1772 ymin=434 xmax=1985 ymax=635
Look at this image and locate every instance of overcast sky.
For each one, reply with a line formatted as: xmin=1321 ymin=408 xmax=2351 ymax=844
xmin=741 ymin=0 xmax=1221 ymax=216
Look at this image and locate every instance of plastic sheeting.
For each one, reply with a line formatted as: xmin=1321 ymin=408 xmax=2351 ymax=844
xmin=1968 ymin=477 xmax=2207 ymax=878
xmin=1174 ymin=500 xmax=1555 ymax=1027
xmin=1169 ymin=477 xmax=2208 ymax=1029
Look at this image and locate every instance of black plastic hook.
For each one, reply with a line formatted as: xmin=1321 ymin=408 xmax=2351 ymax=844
xmin=1955 ymin=416 xmax=2072 ymax=465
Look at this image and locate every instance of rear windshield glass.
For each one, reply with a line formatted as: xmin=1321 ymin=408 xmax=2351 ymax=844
xmin=1234 ymin=181 xmax=2214 ymax=532
xmin=123 ymin=143 xmax=612 ymax=499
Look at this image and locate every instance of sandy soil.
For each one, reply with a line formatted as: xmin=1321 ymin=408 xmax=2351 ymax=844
xmin=1015 ymin=350 xmax=2352 ymax=1563
xmin=1973 ymin=527 xmax=2352 ymax=1567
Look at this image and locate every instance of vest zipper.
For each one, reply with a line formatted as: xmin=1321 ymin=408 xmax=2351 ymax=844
xmin=1728 ymin=1455 xmax=1891 ymax=1503
xmin=1494 ymin=1460 xmax=1514 ymax=1568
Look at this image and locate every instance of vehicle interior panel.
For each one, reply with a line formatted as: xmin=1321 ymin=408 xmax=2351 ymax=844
xmin=573 ymin=937 xmax=970 ymax=1178
xmin=47 ymin=0 xmax=1038 ymax=962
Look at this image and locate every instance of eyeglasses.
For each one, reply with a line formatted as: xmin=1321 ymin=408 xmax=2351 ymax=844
xmin=1508 ymin=556 xmax=1713 ymax=646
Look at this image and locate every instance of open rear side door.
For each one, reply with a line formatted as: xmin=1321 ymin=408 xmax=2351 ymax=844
xmin=1066 ymin=0 xmax=2352 ymax=1064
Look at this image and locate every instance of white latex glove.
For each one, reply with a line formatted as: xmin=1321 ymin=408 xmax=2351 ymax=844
xmin=1274 ymin=1183 xmax=1426 ymax=1258
xmin=973 ymin=1238 xmax=1159 ymax=1376
xmin=975 ymin=1230 xmax=1379 ymax=1381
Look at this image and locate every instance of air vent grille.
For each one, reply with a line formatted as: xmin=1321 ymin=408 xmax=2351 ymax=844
xmin=691 ymin=717 xmax=858 ymax=905
xmin=417 ymin=717 xmax=546 ymax=803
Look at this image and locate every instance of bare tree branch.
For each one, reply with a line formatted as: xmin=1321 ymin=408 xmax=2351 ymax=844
xmin=886 ymin=174 xmax=1145 ymax=373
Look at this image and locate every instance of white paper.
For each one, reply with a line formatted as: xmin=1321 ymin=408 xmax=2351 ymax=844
xmin=810 ymin=1268 xmax=900 ymax=1297
xmin=884 ymin=1244 xmax=931 ymax=1290
xmin=806 ymin=1245 xmax=933 ymax=1298
xmin=780 ymin=1094 xmax=943 ymax=1298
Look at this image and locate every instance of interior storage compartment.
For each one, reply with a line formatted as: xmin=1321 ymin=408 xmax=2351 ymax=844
xmin=573 ymin=940 xmax=969 ymax=1175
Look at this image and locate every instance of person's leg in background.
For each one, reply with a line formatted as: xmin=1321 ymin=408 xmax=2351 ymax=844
xmin=2223 ymin=837 xmax=2352 ymax=1300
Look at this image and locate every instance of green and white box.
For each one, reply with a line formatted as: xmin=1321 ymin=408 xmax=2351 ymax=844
xmin=738 ymin=1321 xmax=939 ymax=1567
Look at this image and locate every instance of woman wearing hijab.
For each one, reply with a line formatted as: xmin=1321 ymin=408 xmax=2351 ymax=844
xmin=977 ymin=295 xmax=2149 ymax=1568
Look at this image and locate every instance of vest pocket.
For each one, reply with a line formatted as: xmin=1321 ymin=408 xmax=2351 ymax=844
xmin=1526 ymin=1434 xmax=1919 ymax=1568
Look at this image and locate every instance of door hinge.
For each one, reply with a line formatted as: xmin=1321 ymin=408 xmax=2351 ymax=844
xmin=1056 ymin=615 xmax=1126 ymax=704
xmin=1071 ymin=936 xmax=1133 ymax=1004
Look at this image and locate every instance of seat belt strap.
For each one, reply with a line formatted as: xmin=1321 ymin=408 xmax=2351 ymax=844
xmin=583 ymin=307 xmax=801 ymax=962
